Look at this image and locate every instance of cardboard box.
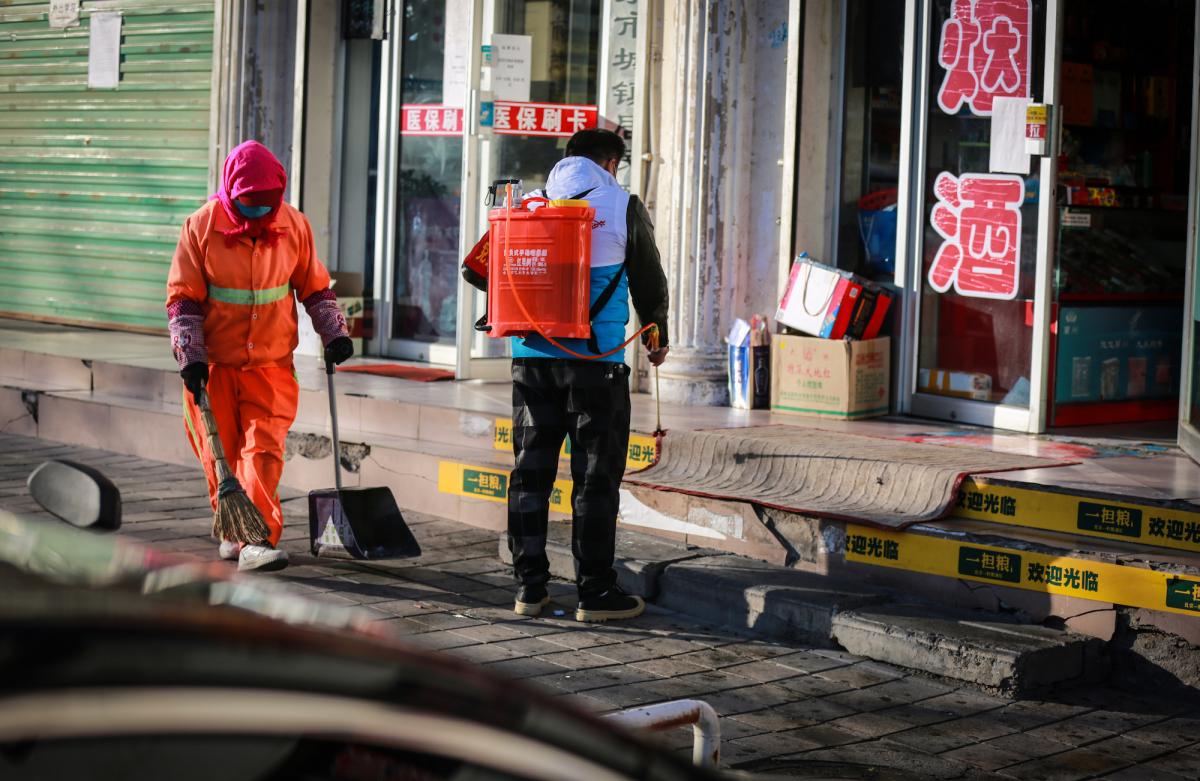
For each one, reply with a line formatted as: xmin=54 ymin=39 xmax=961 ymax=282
xmin=918 ymin=368 xmax=992 ymax=401
xmin=771 ymin=335 xmax=890 ymax=419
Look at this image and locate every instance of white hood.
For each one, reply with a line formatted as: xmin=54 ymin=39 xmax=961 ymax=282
xmin=532 ymin=155 xmax=630 ymax=269
xmin=543 ymin=156 xmax=618 ymax=200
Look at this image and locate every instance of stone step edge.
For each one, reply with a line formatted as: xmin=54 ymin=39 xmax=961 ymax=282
xmin=494 ymin=527 xmax=1102 ymax=693
xmin=496 ymin=522 xmax=721 ymax=601
xmin=498 ymin=527 xmax=888 ymax=646
xmin=29 ymin=386 xmax=508 ymax=467
xmin=830 ymin=604 xmax=1106 ymax=695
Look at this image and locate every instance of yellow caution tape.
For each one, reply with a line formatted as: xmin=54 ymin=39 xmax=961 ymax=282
xmin=493 ymin=418 xmax=658 ymax=472
xmin=845 ymin=523 xmax=1200 ymax=616
xmin=957 ymin=478 xmax=1200 ymax=555
xmin=437 ymin=461 xmax=572 ymax=514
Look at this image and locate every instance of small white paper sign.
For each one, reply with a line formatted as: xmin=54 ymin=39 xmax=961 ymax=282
xmin=49 ymin=0 xmax=80 ymax=29
xmin=88 ymin=12 xmax=122 ymax=89
xmin=491 ymin=33 xmax=532 ymax=102
xmin=441 ymin=0 xmax=470 ymax=107
xmin=989 ymin=96 xmax=1031 ymax=174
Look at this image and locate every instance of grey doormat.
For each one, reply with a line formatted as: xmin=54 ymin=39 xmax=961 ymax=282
xmin=623 ymin=426 xmax=1071 ymax=529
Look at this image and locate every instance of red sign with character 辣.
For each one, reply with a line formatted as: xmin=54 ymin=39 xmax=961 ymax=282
xmin=401 ymin=105 xmax=465 ymax=136
xmin=937 ymin=0 xmax=1032 ymax=116
xmin=492 ymin=101 xmax=598 ymax=137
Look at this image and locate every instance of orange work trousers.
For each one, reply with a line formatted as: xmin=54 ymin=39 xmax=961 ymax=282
xmin=183 ymin=364 xmax=299 ymax=546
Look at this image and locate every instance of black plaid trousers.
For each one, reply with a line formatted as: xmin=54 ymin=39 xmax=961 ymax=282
xmin=507 ymin=358 xmax=632 ymax=598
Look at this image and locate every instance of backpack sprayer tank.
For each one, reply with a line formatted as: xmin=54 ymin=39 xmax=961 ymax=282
xmin=486 ymin=181 xmax=595 ymax=339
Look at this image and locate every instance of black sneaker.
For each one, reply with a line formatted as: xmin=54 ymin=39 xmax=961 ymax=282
xmin=575 ymin=586 xmax=645 ymax=623
xmin=513 ymin=584 xmax=550 ymax=617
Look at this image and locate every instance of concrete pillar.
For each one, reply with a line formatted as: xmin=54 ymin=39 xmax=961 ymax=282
xmin=651 ymin=0 xmax=789 ymax=406
xmin=208 ymin=0 xmax=298 ymax=198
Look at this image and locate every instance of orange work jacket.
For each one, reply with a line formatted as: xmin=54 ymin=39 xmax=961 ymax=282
xmin=166 ymin=200 xmax=331 ymax=369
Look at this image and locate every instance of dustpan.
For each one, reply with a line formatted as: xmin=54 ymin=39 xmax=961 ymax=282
xmin=309 ymin=360 xmax=421 ymax=559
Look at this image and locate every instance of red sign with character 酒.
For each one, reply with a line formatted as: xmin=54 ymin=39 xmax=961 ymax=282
xmin=928 ymin=172 xmax=1025 ymax=301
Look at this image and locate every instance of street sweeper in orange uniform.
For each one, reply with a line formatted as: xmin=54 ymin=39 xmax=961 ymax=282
xmin=166 ymin=140 xmax=353 ymax=572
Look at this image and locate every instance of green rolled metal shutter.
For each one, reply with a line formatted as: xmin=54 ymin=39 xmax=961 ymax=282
xmin=0 ymin=0 xmax=214 ymax=332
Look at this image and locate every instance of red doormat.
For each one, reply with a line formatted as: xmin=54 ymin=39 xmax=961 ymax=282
xmin=337 ymin=364 xmax=455 ymax=382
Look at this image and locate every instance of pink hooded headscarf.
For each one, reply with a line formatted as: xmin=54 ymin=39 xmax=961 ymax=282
xmin=212 ymin=140 xmax=288 ymax=244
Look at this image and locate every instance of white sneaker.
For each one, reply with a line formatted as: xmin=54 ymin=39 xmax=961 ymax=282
xmin=218 ymin=540 xmax=243 ymax=561
xmin=237 ymin=544 xmax=289 ymax=572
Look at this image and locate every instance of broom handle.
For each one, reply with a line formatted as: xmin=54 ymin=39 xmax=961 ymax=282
xmin=197 ymin=389 xmax=236 ymax=485
xmin=325 ymin=360 xmax=343 ymax=492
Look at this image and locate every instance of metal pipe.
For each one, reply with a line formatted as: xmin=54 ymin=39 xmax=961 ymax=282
xmin=603 ymin=698 xmax=720 ymax=768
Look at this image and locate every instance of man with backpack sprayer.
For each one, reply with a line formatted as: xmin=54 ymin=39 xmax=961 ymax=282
xmin=166 ymin=140 xmax=354 ymax=572
xmin=476 ymin=129 xmax=670 ymax=622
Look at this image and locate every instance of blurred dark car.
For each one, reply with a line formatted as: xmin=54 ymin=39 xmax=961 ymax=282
xmin=0 ymin=511 xmax=723 ymax=781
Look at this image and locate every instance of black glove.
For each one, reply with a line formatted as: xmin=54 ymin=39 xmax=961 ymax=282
xmin=180 ymin=362 xmax=208 ymax=403
xmin=324 ymin=336 xmax=354 ymax=366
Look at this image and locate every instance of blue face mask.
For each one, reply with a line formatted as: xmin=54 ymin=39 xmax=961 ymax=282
xmin=235 ymin=201 xmax=274 ymax=219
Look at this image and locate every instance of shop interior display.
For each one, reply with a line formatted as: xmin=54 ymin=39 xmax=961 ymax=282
xmin=1050 ymin=0 xmax=1194 ymax=425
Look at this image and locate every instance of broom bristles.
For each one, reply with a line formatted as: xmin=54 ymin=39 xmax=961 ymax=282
xmin=212 ymin=489 xmax=271 ymax=544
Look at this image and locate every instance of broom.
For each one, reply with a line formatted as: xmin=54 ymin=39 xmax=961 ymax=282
xmin=196 ymin=387 xmax=271 ymax=544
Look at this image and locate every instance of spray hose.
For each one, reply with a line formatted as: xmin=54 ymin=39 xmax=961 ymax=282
xmin=503 ymin=183 xmax=657 ymax=361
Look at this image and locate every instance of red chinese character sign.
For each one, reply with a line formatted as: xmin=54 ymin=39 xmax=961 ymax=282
xmin=928 ymin=172 xmax=1024 ymax=300
xmin=492 ymin=101 xmax=597 ymax=138
xmin=401 ymin=105 xmax=464 ymax=136
xmin=937 ymin=0 xmax=1032 ymax=116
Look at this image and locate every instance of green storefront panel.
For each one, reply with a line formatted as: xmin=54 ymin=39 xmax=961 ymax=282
xmin=0 ymin=1 xmax=213 ymax=332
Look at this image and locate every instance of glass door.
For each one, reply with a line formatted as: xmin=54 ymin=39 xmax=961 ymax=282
xmin=1049 ymin=0 xmax=1195 ymax=430
xmin=375 ymin=0 xmax=471 ymax=364
xmin=905 ymin=0 xmax=1061 ymax=432
xmin=456 ymin=0 xmax=605 ymax=380
xmin=1181 ymin=0 xmax=1200 ymax=462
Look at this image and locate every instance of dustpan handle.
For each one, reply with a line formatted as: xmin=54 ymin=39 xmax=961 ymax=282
xmin=325 ymin=361 xmax=343 ymax=492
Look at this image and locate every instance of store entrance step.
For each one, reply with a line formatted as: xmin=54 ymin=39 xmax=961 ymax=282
xmin=654 ymin=556 xmax=888 ymax=647
xmin=839 ymin=517 xmax=1200 ymax=632
xmin=496 ymin=522 xmax=715 ymax=600
xmin=831 ymin=603 xmax=1106 ymax=695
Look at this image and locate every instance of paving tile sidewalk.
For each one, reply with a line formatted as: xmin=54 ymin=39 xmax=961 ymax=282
xmin=2 ymin=433 xmax=1197 ymax=780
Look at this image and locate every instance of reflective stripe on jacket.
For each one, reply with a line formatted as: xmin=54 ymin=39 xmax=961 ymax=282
xmin=166 ymin=200 xmax=331 ymax=368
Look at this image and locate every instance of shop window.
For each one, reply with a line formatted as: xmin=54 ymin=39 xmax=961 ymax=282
xmin=835 ymin=0 xmax=905 ymax=282
xmin=487 ymin=0 xmax=602 ymax=192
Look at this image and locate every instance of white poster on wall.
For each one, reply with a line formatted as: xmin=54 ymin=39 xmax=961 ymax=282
xmin=491 ymin=34 xmax=532 ymax=103
xmin=87 ymin=12 xmax=122 ymax=89
xmin=989 ymin=96 xmax=1031 ymax=174
xmin=49 ymin=0 xmax=80 ymax=29
xmin=441 ymin=0 xmax=470 ymax=108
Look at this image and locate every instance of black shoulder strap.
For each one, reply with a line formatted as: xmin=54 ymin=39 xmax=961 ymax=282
xmin=584 ymin=195 xmax=637 ymax=353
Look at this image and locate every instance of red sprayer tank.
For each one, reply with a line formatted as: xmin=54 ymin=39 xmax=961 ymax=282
xmin=486 ymin=197 xmax=594 ymax=339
